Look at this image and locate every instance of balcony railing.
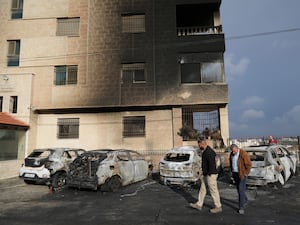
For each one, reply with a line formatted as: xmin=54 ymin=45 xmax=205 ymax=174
xmin=177 ymin=25 xmax=222 ymax=37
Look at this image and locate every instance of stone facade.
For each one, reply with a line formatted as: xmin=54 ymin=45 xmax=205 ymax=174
xmin=0 ymin=0 xmax=229 ymax=178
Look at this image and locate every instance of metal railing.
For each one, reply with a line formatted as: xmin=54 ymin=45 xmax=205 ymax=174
xmin=177 ymin=25 xmax=222 ymax=36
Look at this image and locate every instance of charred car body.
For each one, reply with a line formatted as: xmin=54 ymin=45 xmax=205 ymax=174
xmin=19 ymin=148 xmax=85 ymax=190
xmin=159 ymin=146 xmax=222 ymax=186
xmin=67 ymin=149 xmax=152 ymax=191
xmin=245 ymin=145 xmax=297 ymax=186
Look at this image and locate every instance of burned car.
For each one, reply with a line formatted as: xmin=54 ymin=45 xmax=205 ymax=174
xmin=159 ymin=146 xmax=202 ymax=186
xmin=245 ymin=145 xmax=297 ymax=186
xmin=159 ymin=146 xmax=223 ymax=186
xmin=67 ymin=149 xmax=152 ymax=191
xmin=19 ymin=148 xmax=85 ymax=190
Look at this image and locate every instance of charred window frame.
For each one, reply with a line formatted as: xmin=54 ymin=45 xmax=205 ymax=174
xmin=56 ymin=17 xmax=80 ymax=36
xmin=11 ymin=0 xmax=23 ymax=19
xmin=7 ymin=40 xmax=20 ymax=67
xmin=182 ymin=106 xmax=219 ymax=140
xmin=176 ymin=3 xmax=222 ymax=36
xmin=122 ymin=63 xmax=145 ymax=84
xmin=122 ymin=13 xmax=145 ymax=33
xmin=54 ymin=65 xmax=78 ymax=85
xmin=123 ymin=116 xmax=145 ymax=137
xmin=57 ymin=118 xmax=79 ymax=139
xmin=9 ymin=96 xmax=18 ymax=113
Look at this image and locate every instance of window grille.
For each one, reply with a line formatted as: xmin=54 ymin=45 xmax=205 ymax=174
xmin=122 ymin=14 xmax=145 ymax=33
xmin=7 ymin=40 xmax=20 ymax=66
xmin=9 ymin=96 xmax=18 ymax=113
xmin=11 ymin=0 xmax=23 ymax=19
xmin=182 ymin=106 xmax=219 ymax=140
xmin=57 ymin=118 xmax=79 ymax=139
xmin=54 ymin=65 xmax=78 ymax=85
xmin=57 ymin=18 xmax=80 ymax=36
xmin=123 ymin=116 xmax=145 ymax=137
xmin=122 ymin=63 xmax=145 ymax=83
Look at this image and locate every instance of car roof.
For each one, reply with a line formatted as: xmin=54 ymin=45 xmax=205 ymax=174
xmin=244 ymin=144 xmax=284 ymax=152
xmin=167 ymin=145 xmax=198 ymax=153
xmin=32 ymin=148 xmax=85 ymax=153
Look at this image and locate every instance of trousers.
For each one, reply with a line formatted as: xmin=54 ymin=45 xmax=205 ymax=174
xmin=196 ymin=174 xmax=222 ymax=208
xmin=232 ymin=172 xmax=248 ymax=209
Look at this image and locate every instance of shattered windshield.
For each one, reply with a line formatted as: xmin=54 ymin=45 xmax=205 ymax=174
xmin=28 ymin=150 xmax=52 ymax=158
xmin=164 ymin=153 xmax=190 ymax=162
xmin=247 ymin=151 xmax=265 ymax=161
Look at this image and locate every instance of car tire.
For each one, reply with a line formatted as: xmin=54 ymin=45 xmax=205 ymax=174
xmin=24 ymin=180 xmax=36 ymax=185
xmin=108 ymin=175 xmax=121 ymax=192
xmin=52 ymin=171 xmax=67 ymax=191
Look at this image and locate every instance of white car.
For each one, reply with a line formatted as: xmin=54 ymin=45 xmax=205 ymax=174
xmin=245 ymin=145 xmax=297 ymax=186
xmin=159 ymin=146 xmax=202 ymax=186
xmin=19 ymin=148 xmax=85 ymax=190
xmin=67 ymin=149 xmax=152 ymax=191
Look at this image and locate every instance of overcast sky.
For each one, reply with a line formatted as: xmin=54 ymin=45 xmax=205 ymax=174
xmin=220 ymin=0 xmax=300 ymax=138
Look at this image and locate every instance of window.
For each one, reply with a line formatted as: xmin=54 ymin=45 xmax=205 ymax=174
xmin=54 ymin=65 xmax=78 ymax=85
xmin=123 ymin=116 xmax=145 ymax=137
xmin=57 ymin=118 xmax=79 ymax=139
xmin=181 ymin=61 xmax=223 ymax=83
xmin=7 ymin=40 xmax=20 ymax=66
xmin=11 ymin=0 xmax=23 ymax=19
xmin=122 ymin=14 xmax=145 ymax=33
xmin=56 ymin=18 xmax=80 ymax=36
xmin=122 ymin=63 xmax=145 ymax=83
xmin=181 ymin=106 xmax=219 ymax=140
xmin=0 ymin=96 xmax=3 ymax=112
xmin=9 ymin=96 xmax=18 ymax=113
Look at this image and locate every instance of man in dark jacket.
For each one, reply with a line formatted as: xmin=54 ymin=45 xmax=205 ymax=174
xmin=229 ymin=144 xmax=252 ymax=214
xmin=189 ymin=139 xmax=222 ymax=213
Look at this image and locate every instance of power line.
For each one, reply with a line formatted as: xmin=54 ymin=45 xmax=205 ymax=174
xmin=226 ymin=27 xmax=300 ymax=40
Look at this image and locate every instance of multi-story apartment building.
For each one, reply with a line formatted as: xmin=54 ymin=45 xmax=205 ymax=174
xmin=0 ymin=0 xmax=228 ymax=177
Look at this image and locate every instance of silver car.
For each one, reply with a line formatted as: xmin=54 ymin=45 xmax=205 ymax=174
xmin=245 ymin=145 xmax=297 ymax=186
xmin=19 ymin=148 xmax=85 ymax=190
xmin=159 ymin=146 xmax=202 ymax=186
xmin=67 ymin=149 xmax=152 ymax=191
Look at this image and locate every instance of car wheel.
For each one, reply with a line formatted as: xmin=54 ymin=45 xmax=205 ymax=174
xmin=108 ymin=175 xmax=121 ymax=192
xmin=52 ymin=172 xmax=67 ymax=191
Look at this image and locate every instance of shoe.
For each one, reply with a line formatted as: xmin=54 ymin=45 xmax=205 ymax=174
xmin=238 ymin=209 xmax=245 ymax=214
xmin=189 ymin=203 xmax=202 ymax=211
xmin=210 ymin=207 xmax=222 ymax=213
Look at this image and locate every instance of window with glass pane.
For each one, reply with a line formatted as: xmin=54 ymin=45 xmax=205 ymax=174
xmin=9 ymin=96 xmax=18 ymax=113
xmin=122 ymin=14 xmax=145 ymax=33
xmin=57 ymin=18 xmax=80 ymax=36
xmin=123 ymin=116 xmax=145 ymax=137
xmin=181 ymin=61 xmax=224 ymax=84
xmin=55 ymin=65 xmax=78 ymax=85
xmin=122 ymin=63 xmax=145 ymax=83
xmin=201 ymin=62 xmax=223 ymax=83
xmin=181 ymin=63 xmax=201 ymax=83
xmin=11 ymin=0 xmax=23 ymax=19
xmin=7 ymin=40 xmax=20 ymax=67
xmin=57 ymin=118 xmax=79 ymax=139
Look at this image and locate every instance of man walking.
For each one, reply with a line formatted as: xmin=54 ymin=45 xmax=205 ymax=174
xmin=229 ymin=144 xmax=252 ymax=214
xmin=189 ymin=139 xmax=222 ymax=213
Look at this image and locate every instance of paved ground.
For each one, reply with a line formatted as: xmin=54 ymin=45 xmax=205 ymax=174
xmin=0 ymin=170 xmax=299 ymax=225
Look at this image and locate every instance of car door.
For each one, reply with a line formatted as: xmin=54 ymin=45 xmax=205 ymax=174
xmin=116 ymin=151 xmax=135 ymax=185
xmin=129 ymin=151 xmax=148 ymax=182
xmin=275 ymin=147 xmax=291 ymax=181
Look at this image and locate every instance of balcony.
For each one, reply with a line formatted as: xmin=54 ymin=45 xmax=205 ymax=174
xmin=177 ymin=25 xmax=222 ymax=36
